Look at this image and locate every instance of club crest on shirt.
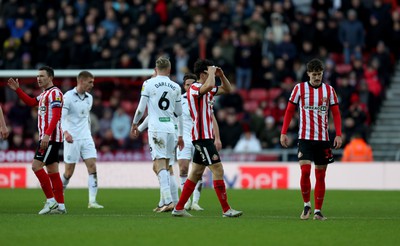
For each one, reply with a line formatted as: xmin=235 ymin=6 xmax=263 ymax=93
xmin=39 ymin=106 xmax=46 ymax=115
xmin=298 ymin=151 xmax=303 ymax=158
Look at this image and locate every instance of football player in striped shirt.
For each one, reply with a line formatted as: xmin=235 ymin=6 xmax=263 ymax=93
xmin=7 ymin=66 xmax=66 ymax=214
xmin=280 ymin=58 xmax=343 ymax=221
xmin=172 ymin=59 xmax=243 ymax=218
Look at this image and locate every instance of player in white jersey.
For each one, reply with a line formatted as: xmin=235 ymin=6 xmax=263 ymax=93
xmin=137 ymin=115 xmax=180 ymax=212
xmin=280 ymin=58 xmax=342 ymax=221
xmin=61 ymin=71 xmax=103 ymax=209
xmin=131 ymin=57 xmax=183 ymax=212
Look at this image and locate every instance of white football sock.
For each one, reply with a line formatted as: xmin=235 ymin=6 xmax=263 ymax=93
xmin=61 ymin=174 xmax=69 ymax=190
xmin=158 ymin=169 xmax=172 ymax=204
xmin=180 ymin=176 xmax=187 ymax=192
xmin=193 ymin=179 xmax=202 ymax=204
xmin=170 ymin=172 xmax=179 ymax=204
xmin=88 ymin=173 xmax=98 ymax=203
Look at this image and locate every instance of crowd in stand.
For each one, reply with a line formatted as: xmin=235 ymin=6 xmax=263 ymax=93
xmin=0 ymin=0 xmax=399 ymax=153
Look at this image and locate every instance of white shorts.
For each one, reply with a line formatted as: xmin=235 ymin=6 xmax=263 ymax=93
xmin=63 ymin=138 xmax=97 ymax=164
xmin=148 ymin=131 xmax=177 ymax=160
xmin=177 ymin=137 xmax=193 ymax=160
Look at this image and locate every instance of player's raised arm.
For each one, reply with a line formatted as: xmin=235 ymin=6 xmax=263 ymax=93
xmin=199 ymin=66 xmax=217 ymax=95
xmin=215 ymin=67 xmax=232 ymax=95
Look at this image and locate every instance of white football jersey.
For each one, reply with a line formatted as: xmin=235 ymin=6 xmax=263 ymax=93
xmin=141 ymin=75 xmax=182 ymax=133
xmin=181 ymin=92 xmax=193 ymax=141
xmin=61 ymin=87 xmax=93 ymax=140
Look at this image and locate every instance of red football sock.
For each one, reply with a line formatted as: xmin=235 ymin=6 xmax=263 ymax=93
xmin=34 ymin=168 xmax=54 ymax=199
xmin=175 ymin=179 xmax=196 ymax=210
xmin=300 ymin=165 xmax=311 ymax=203
xmin=48 ymin=172 xmax=64 ymax=203
xmin=213 ymin=180 xmax=230 ymax=213
xmin=314 ymin=168 xmax=326 ymax=210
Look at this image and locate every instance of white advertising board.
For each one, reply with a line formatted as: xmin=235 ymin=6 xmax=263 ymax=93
xmin=1 ymin=162 xmax=400 ymax=190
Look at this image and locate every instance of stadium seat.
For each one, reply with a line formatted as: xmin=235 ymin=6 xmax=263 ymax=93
xmin=268 ymin=88 xmax=283 ymax=102
xmin=237 ymin=89 xmax=249 ymax=101
xmin=243 ymin=100 xmax=259 ymax=113
xmin=121 ymin=100 xmax=135 ymax=115
xmin=248 ymin=88 xmax=268 ymax=102
xmin=335 ymin=64 xmax=352 ymax=75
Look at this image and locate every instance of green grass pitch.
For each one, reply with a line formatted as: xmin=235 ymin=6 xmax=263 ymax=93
xmin=0 ymin=188 xmax=399 ymax=246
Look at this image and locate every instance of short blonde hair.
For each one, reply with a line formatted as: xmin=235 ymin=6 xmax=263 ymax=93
xmin=156 ymin=57 xmax=171 ymax=71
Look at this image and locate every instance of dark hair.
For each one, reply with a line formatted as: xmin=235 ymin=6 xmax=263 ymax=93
xmin=306 ymin=58 xmax=324 ymax=72
xmin=183 ymin=73 xmax=197 ymax=82
xmin=38 ymin=66 xmax=55 ymax=78
xmin=78 ymin=71 xmax=94 ymax=80
xmin=193 ymin=59 xmax=214 ymax=78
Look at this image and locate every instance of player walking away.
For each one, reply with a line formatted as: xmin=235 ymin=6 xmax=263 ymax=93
xmin=131 ymin=57 xmax=183 ymax=213
xmin=280 ymin=58 xmax=342 ymax=221
xmin=172 ymin=59 xmax=243 ymax=218
xmin=7 ymin=66 xmax=66 ymax=214
xmin=137 ymin=116 xmax=181 ymax=212
xmin=0 ymin=106 xmax=9 ymax=139
xmin=61 ymin=71 xmax=104 ymax=209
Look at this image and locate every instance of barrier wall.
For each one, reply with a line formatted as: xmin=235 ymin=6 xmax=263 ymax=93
xmin=1 ymin=162 xmax=400 ymax=190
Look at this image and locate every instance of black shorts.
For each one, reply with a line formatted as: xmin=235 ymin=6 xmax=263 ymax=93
xmin=34 ymin=141 xmax=62 ymax=165
xmin=192 ymin=139 xmax=221 ymax=166
xmin=298 ymin=139 xmax=334 ymax=165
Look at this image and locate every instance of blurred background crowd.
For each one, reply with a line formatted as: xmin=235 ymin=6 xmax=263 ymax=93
xmin=0 ymin=0 xmax=398 ymax=156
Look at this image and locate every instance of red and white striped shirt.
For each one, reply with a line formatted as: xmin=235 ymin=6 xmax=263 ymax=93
xmin=36 ymin=86 xmax=64 ymax=142
xmin=187 ymin=82 xmax=217 ymax=141
xmin=289 ymin=82 xmax=339 ymax=141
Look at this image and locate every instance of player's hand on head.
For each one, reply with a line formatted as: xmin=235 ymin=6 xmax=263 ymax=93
xmin=207 ymin=65 xmax=217 ymax=75
xmin=215 ymin=67 xmax=224 ymax=77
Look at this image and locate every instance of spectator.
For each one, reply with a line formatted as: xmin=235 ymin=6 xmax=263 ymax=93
xmin=342 ymin=133 xmax=373 ymax=162
xmin=339 ymin=9 xmax=365 ymax=64
xmin=234 ymin=33 xmax=253 ymax=90
xmin=6 ymin=17 xmax=34 ymax=39
xmin=259 ymin=116 xmax=281 ymax=149
xmin=219 ymin=110 xmax=243 ymax=149
xmin=234 ymin=126 xmax=262 ymax=153
xmin=98 ymin=129 xmax=119 ymax=153
xmin=111 ymin=107 xmax=131 ymax=145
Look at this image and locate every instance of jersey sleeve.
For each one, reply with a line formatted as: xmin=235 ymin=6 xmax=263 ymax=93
xmin=210 ymin=86 xmax=218 ymax=96
xmin=50 ymin=90 xmax=63 ymax=108
xmin=329 ymin=86 xmax=339 ymax=106
xmin=189 ymin=83 xmax=202 ymax=98
xmin=141 ymin=80 xmax=150 ymax=97
xmin=288 ymin=84 xmax=300 ymax=104
xmin=62 ymin=92 xmax=71 ymax=110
